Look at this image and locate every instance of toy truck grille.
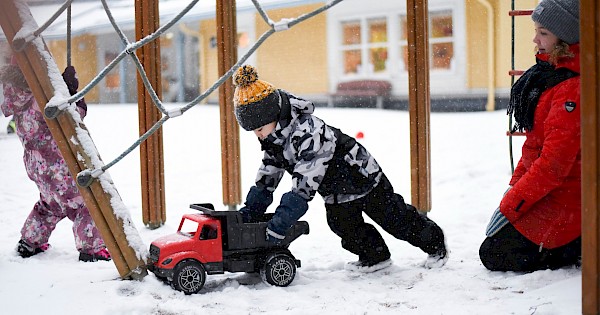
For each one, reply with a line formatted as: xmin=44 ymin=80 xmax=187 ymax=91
xmin=149 ymin=244 xmax=160 ymax=263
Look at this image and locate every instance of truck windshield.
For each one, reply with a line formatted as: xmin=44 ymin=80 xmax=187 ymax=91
xmin=178 ymin=218 xmax=199 ymax=238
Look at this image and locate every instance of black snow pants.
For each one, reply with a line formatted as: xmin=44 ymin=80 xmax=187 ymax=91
xmin=479 ymin=223 xmax=581 ymax=272
xmin=325 ymin=175 xmax=446 ymax=262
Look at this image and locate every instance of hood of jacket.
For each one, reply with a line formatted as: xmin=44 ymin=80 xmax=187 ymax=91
xmin=0 ymin=64 xmax=29 ymax=91
xmin=264 ymin=89 xmax=315 ymax=145
xmin=535 ymin=43 xmax=580 ymax=74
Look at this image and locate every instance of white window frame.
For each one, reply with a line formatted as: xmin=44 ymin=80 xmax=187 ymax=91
xmin=397 ymin=10 xmax=456 ymax=73
xmin=336 ymin=15 xmax=391 ymax=79
xmin=327 ymin=0 xmax=466 ymax=96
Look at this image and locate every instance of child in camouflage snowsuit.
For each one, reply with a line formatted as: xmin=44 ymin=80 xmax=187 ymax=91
xmin=0 ymin=58 xmax=110 ymax=262
xmin=232 ymin=65 xmax=448 ymax=270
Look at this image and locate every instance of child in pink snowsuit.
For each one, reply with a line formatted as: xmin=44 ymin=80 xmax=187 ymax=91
xmin=0 ymin=59 xmax=110 ymax=262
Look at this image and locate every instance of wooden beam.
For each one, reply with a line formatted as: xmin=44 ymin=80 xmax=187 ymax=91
xmin=406 ymin=0 xmax=432 ymax=212
xmin=0 ymin=0 xmax=146 ymax=280
xmin=135 ymin=0 xmax=166 ymax=228
xmin=581 ymin=0 xmax=600 ymax=313
xmin=216 ymin=0 xmax=242 ymax=208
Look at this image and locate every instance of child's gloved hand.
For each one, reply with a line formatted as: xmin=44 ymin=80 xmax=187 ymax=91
xmin=265 ymin=191 xmax=309 ymax=244
xmin=239 ymin=186 xmax=273 ymax=223
xmin=485 ymin=206 xmax=509 ymax=237
xmin=62 ymin=66 xmax=87 ymax=113
xmin=266 ymin=225 xmax=285 ymax=245
xmin=62 ymin=66 xmax=79 ymax=96
xmin=239 ymin=208 xmax=259 ymax=223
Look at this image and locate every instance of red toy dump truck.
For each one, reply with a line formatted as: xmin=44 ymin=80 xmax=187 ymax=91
xmin=148 ymin=203 xmax=309 ymax=294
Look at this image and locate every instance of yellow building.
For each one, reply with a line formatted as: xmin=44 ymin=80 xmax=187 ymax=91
xmin=2 ymin=0 xmax=542 ymax=111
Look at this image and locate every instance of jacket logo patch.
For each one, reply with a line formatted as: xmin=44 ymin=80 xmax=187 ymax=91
xmin=565 ymin=101 xmax=576 ymax=112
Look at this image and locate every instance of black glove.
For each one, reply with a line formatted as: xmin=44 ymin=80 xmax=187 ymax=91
xmin=239 ymin=186 xmax=273 ymax=223
xmin=62 ymin=66 xmax=87 ymax=113
xmin=62 ymin=66 xmax=79 ymax=95
xmin=266 ymin=191 xmax=309 ymax=244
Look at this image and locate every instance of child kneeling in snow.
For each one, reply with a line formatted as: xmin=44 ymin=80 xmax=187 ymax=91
xmin=0 ymin=56 xmax=110 ymax=262
xmin=233 ymin=65 xmax=448 ymax=270
xmin=480 ymin=0 xmax=581 ymax=272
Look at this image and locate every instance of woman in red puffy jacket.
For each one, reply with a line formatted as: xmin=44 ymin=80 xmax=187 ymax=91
xmin=479 ymin=0 xmax=581 ymax=272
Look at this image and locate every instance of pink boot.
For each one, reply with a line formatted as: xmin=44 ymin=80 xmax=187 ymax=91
xmin=79 ymin=247 xmax=111 ymax=262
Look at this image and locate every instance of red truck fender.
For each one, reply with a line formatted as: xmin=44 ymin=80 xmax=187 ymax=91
xmin=157 ymin=250 xmax=209 ymax=270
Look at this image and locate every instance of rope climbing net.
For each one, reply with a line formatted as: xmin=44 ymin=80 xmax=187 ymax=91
xmin=13 ymin=0 xmax=345 ymax=187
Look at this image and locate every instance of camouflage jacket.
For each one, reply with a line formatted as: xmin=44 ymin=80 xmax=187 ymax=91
xmin=254 ymin=90 xmax=382 ymax=204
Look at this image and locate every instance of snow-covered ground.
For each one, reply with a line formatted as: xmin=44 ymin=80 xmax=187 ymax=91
xmin=0 ymin=104 xmax=580 ymax=314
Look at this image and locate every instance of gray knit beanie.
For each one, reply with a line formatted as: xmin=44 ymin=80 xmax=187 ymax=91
xmin=532 ymin=0 xmax=579 ymax=44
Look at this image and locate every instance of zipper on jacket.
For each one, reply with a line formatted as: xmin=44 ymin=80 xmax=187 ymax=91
xmin=515 ymin=200 xmax=525 ymax=212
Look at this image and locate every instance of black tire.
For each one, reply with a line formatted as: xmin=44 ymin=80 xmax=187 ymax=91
xmin=171 ymin=260 xmax=206 ymax=294
xmin=154 ymin=274 xmax=169 ymax=284
xmin=260 ymin=253 xmax=296 ymax=287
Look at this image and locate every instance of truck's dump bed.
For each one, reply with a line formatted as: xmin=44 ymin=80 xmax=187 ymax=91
xmin=227 ymin=218 xmax=309 ymax=250
xmin=190 ymin=204 xmax=309 ymax=250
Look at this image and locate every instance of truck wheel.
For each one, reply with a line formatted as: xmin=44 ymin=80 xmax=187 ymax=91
xmin=155 ymin=274 xmax=169 ymax=284
xmin=171 ymin=260 xmax=206 ymax=294
xmin=261 ymin=253 xmax=296 ymax=287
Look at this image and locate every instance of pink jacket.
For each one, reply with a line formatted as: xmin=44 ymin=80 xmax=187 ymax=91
xmin=2 ymin=71 xmax=86 ymax=200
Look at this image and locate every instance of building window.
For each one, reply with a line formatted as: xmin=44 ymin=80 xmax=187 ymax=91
xmin=399 ymin=10 xmax=454 ymax=71
xmin=368 ymin=18 xmax=388 ymax=73
xmin=341 ymin=20 xmax=361 ymax=74
xmin=340 ymin=18 xmax=388 ymax=75
xmin=336 ymin=7 xmax=457 ymax=81
xmin=104 ymin=52 xmax=120 ymax=90
xmin=430 ymin=10 xmax=454 ymax=69
xmin=399 ymin=16 xmax=409 ymax=72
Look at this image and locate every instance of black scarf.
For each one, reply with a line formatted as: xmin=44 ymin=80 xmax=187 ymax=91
xmin=507 ymin=58 xmax=578 ymax=132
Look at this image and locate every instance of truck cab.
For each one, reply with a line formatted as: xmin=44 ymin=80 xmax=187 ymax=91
xmin=149 ymin=212 xmax=224 ymax=277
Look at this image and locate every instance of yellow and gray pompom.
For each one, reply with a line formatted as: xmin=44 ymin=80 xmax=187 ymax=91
xmin=233 ymin=64 xmax=259 ymax=87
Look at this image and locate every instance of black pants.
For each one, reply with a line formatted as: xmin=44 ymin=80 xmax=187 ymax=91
xmin=479 ymin=223 xmax=581 ymax=272
xmin=325 ymin=175 xmax=445 ymax=261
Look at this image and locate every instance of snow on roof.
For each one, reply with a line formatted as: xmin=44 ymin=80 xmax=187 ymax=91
xmin=1 ymin=0 xmax=325 ymax=40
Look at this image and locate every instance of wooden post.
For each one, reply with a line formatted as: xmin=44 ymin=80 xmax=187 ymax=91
xmin=581 ymin=0 xmax=600 ymax=313
xmin=0 ymin=0 xmax=146 ymax=280
xmin=216 ymin=0 xmax=242 ymax=209
xmin=135 ymin=0 xmax=166 ymax=228
xmin=406 ymin=0 xmax=432 ymax=212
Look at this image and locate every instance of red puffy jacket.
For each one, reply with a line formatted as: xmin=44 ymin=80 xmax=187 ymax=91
xmin=500 ymin=45 xmax=581 ymax=249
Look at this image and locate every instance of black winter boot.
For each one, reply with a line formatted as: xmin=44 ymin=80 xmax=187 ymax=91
xmin=404 ymin=205 xmax=448 ymax=268
xmin=16 ymin=239 xmax=49 ymax=258
xmin=341 ymin=224 xmax=392 ymax=272
xmin=346 ymin=251 xmax=392 ymax=272
xmin=416 ymin=217 xmax=448 ymax=268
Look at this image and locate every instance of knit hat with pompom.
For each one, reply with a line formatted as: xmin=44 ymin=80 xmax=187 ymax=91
xmin=233 ymin=65 xmax=280 ymax=131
